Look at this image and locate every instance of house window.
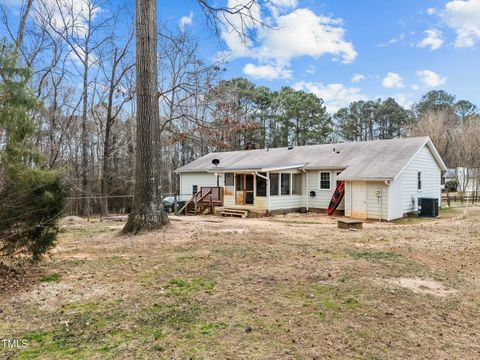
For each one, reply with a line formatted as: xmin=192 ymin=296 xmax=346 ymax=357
xmin=292 ymin=173 xmax=302 ymax=195
xmin=225 ymin=173 xmax=234 ymax=186
xmin=320 ymin=172 xmax=331 ymax=189
xmin=192 ymin=185 xmax=198 ymax=194
xmin=256 ymin=173 xmax=267 ymax=197
xmin=281 ymin=173 xmax=291 ymax=195
xmin=418 ymin=171 xmax=422 ymax=190
xmin=270 ymin=173 xmax=279 ymax=196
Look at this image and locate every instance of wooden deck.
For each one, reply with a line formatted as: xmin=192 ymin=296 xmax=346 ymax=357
xmin=178 ymin=186 xmax=224 ymax=215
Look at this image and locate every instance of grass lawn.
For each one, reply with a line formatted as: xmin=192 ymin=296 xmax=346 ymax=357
xmin=1 ymin=207 xmax=480 ymax=359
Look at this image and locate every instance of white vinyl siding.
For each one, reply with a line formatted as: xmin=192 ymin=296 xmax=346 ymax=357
xmin=268 ymin=172 xmax=305 ymax=210
xmin=366 ymin=182 xmax=388 ymax=220
xmin=180 ymin=172 xmax=221 ymax=201
xmin=399 ymin=145 xmax=442 ymax=214
xmin=388 ymin=177 xmax=403 ymax=220
xmin=269 ymin=195 xmax=304 ymax=210
xmin=344 ymin=181 xmax=388 ymax=220
xmin=306 ymin=170 xmax=345 ymax=210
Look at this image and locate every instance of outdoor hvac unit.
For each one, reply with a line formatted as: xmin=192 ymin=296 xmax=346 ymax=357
xmin=418 ymin=198 xmax=439 ymax=217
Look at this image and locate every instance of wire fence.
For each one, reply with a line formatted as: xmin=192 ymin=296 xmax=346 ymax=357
xmin=442 ymin=193 xmax=480 ymax=204
xmin=64 ymin=193 xmax=194 ymax=217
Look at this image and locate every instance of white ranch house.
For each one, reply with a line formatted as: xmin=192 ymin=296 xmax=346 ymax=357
xmin=175 ymin=137 xmax=447 ymax=220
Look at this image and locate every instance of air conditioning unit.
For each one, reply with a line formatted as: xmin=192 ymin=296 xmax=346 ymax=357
xmin=418 ymin=198 xmax=439 ymax=217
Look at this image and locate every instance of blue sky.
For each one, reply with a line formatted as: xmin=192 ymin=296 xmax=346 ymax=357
xmin=3 ymin=0 xmax=479 ymax=112
xmin=166 ymin=0 xmax=480 ymax=112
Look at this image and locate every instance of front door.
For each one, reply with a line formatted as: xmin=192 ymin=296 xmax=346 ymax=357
xmin=235 ymin=174 xmax=254 ymax=205
xmin=351 ymin=181 xmax=367 ymax=219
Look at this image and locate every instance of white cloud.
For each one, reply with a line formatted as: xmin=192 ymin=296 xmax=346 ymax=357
xmin=243 ymin=63 xmax=292 ymax=80
xmin=269 ymin=0 xmax=298 ymax=7
xmin=416 ymin=70 xmax=447 ymax=87
xmin=266 ymin=0 xmax=298 ymax=17
xmin=69 ymin=45 xmax=98 ymax=67
xmin=351 ymin=74 xmax=365 ymax=83
xmin=418 ymin=29 xmax=444 ymax=50
xmin=442 ymin=0 xmax=480 ymax=47
xmin=32 ymin=0 xmax=102 ymax=37
xmin=382 ymin=72 xmax=405 ymax=88
xmin=179 ymin=11 xmax=193 ymax=31
xmin=379 ymin=33 xmax=406 ymax=47
xmin=427 ymin=7 xmax=437 ymax=15
xmin=220 ymin=0 xmax=262 ymax=59
xmin=393 ymin=93 xmax=413 ymax=108
xmin=256 ymin=9 xmax=357 ymax=64
xmin=293 ymin=81 xmax=367 ymax=113
xmin=221 ymin=4 xmax=357 ymax=79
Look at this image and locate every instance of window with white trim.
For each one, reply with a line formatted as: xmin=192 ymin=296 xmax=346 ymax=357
xmin=320 ymin=172 xmax=331 ymax=189
xmin=417 ymin=171 xmax=422 ymax=190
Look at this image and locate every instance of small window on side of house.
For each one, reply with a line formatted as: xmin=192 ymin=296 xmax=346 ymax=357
xmin=320 ymin=172 xmax=331 ymax=189
xmin=417 ymin=171 xmax=422 ymax=191
xmin=192 ymin=185 xmax=198 ymax=194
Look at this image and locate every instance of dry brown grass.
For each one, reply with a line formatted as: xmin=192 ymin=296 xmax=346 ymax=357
xmin=1 ymin=207 xmax=480 ymax=359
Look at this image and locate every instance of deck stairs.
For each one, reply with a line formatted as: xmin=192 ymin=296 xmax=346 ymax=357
xmin=219 ymin=208 xmax=249 ymax=218
xmin=176 ymin=187 xmax=223 ymax=216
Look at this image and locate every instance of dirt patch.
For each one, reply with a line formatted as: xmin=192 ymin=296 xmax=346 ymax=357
xmin=385 ymin=277 xmax=458 ymax=297
xmin=0 ymin=262 xmax=42 ymax=296
xmin=218 ymin=228 xmax=249 ymax=234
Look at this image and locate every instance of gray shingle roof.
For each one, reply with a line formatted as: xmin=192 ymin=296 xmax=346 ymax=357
xmin=175 ymin=137 xmax=446 ymax=180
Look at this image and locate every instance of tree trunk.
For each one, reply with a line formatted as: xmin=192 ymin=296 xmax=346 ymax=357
xmin=14 ymin=0 xmax=34 ymax=57
xmin=123 ymin=0 xmax=169 ymax=234
xmin=100 ymin=49 xmax=118 ymax=217
xmin=101 ymin=119 xmax=111 ymax=216
xmin=81 ymin=52 xmax=90 ymax=216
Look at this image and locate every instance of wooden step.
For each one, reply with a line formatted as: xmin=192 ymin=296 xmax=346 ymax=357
xmin=222 ymin=208 xmax=249 ymax=214
xmin=220 ymin=209 xmax=249 ymax=218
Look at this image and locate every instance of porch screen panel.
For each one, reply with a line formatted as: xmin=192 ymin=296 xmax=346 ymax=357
xmin=281 ymin=174 xmax=290 ymax=195
xmin=270 ymin=173 xmax=279 ymax=195
xmin=256 ymin=173 xmax=267 ymax=196
xmin=225 ymin=173 xmax=234 ymax=186
xmin=245 ymin=175 xmax=254 ymax=191
xmin=236 ymin=174 xmax=243 ymax=191
xmin=292 ymin=174 xmax=302 ymax=195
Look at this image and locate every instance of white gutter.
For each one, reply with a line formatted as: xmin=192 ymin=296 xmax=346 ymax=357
xmin=337 ymin=177 xmax=395 ymax=182
xmin=261 ymin=164 xmax=308 ymax=172
xmin=255 ymin=171 xmax=270 ymax=212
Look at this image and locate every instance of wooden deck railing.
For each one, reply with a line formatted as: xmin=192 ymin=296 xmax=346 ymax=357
xmin=176 ymin=186 xmax=224 ymax=215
